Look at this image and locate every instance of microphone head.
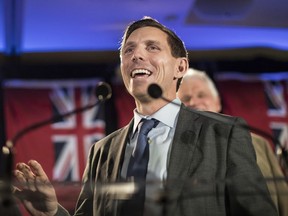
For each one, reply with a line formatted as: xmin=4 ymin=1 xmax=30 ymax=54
xmin=95 ymin=82 xmax=112 ymax=101
xmin=148 ymin=83 xmax=163 ymax=99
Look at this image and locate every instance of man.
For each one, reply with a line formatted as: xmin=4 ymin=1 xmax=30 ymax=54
xmin=177 ymin=67 xmax=288 ymax=216
xmin=14 ymin=17 xmax=277 ymax=216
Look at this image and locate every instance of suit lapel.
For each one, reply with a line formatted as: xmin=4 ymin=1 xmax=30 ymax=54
xmin=94 ymin=121 xmax=133 ymax=215
xmin=166 ymin=106 xmax=204 ymax=215
xmin=101 ymin=120 xmax=134 ymax=181
xmin=168 ymin=106 xmax=203 ymax=179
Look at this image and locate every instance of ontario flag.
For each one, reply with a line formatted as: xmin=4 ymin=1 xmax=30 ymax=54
xmin=4 ymin=78 xmax=107 ymax=214
xmin=216 ymin=72 xmax=288 ymax=176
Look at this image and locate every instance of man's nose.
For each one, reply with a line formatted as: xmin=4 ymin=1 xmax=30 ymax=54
xmin=186 ymin=98 xmax=198 ymax=109
xmin=187 ymin=98 xmax=195 ymax=106
xmin=131 ymin=48 xmax=144 ymax=62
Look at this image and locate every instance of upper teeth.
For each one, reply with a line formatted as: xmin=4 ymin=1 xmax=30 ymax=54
xmin=131 ymin=69 xmax=151 ymax=78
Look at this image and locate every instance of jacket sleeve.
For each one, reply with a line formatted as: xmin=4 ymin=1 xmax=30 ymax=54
xmin=226 ymin=117 xmax=278 ymax=216
xmin=73 ymin=144 xmax=97 ymax=216
xmin=52 ymin=143 xmax=96 ymax=216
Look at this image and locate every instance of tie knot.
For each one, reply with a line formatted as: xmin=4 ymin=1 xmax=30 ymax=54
xmin=139 ymin=118 xmax=159 ymax=136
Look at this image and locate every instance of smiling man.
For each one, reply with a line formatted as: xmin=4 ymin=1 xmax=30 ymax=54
xmin=14 ymin=17 xmax=277 ymax=216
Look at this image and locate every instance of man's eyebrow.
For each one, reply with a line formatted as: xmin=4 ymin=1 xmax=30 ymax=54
xmin=123 ymin=41 xmax=135 ymax=47
xmin=125 ymin=39 xmax=161 ymax=45
xmin=145 ymin=39 xmax=161 ymax=45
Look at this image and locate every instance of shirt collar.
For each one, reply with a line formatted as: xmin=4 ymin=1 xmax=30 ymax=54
xmin=132 ymin=98 xmax=181 ymax=134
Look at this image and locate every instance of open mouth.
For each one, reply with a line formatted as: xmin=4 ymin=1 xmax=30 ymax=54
xmin=131 ymin=69 xmax=151 ymax=78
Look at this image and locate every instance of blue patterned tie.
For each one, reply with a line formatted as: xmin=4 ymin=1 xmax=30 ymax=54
xmin=122 ymin=118 xmax=159 ymax=216
xmin=127 ymin=118 xmax=159 ymax=180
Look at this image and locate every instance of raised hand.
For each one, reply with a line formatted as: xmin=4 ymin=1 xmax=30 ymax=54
xmin=13 ymin=160 xmax=58 ymax=216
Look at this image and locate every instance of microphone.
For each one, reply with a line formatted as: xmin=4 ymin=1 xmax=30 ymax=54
xmin=95 ymin=81 xmax=112 ymax=101
xmin=147 ymin=83 xmax=288 ymax=170
xmin=148 ymin=83 xmax=163 ymax=99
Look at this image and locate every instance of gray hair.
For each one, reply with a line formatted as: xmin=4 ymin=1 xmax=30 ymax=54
xmin=182 ymin=68 xmax=219 ymax=99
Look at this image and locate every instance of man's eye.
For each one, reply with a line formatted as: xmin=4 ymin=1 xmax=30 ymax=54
xmin=123 ymin=47 xmax=133 ymax=54
xmin=147 ymin=45 xmax=159 ymax=51
xmin=124 ymin=49 xmax=131 ymax=54
xmin=182 ymin=96 xmax=191 ymax=102
xmin=198 ymin=93 xmax=206 ymax=98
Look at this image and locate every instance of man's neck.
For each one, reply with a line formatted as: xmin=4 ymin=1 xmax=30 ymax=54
xmin=135 ymin=98 xmax=176 ymax=116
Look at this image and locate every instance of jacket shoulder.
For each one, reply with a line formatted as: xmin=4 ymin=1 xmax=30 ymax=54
xmin=180 ymin=104 xmax=244 ymax=125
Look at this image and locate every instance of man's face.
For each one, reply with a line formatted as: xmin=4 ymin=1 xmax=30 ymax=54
xmin=178 ymin=77 xmax=221 ymax=112
xmin=120 ymin=26 xmax=182 ymax=102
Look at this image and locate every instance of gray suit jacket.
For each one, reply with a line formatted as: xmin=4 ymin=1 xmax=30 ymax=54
xmin=57 ymin=105 xmax=278 ymax=216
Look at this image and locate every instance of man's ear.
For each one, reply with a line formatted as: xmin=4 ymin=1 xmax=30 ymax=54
xmin=216 ymin=96 xmax=222 ymax=113
xmin=175 ymin=58 xmax=188 ymax=79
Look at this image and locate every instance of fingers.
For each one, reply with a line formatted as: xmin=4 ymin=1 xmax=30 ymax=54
xmin=15 ymin=160 xmax=49 ymax=189
xmin=13 ymin=160 xmax=58 ymax=215
xmin=27 ymin=160 xmax=54 ymax=194
xmin=27 ymin=160 xmax=49 ymax=182
xmin=15 ymin=160 xmax=54 ymax=195
xmin=15 ymin=162 xmax=37 ymax=191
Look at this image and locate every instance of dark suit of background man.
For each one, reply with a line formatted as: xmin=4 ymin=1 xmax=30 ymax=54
xmin=13 ymin=16 xmax=278 ymax=216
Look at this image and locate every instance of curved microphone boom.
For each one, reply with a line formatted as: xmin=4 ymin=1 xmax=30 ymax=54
xmin=147 ymin=83 xmax=288 ymax=171
xmin=5 ymin=81 xmax=112 ymax=149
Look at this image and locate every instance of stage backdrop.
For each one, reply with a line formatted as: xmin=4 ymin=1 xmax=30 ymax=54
xmin=3 ymin=72 xmax=288 ymax=214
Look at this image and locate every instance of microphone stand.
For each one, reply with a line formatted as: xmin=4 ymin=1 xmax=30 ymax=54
xmin=0 ymin=81 xmax=112 ymax=215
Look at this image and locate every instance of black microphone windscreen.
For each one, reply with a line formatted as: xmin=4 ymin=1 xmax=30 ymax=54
xmin=148 ymin=83 xmax=163 ymax=99
xmin=95 ymin=82 xmax=112 ymax=101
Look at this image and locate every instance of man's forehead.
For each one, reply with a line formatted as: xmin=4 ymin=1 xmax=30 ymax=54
xmin=125 ymin=26 xmax=167 ymax=42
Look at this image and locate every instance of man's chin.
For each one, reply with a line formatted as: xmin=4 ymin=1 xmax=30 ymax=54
xmin=133 ymin=93 xmax=153 ymax=103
